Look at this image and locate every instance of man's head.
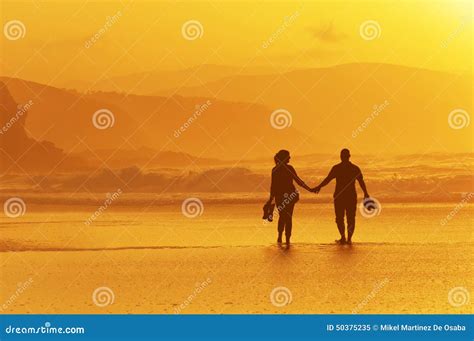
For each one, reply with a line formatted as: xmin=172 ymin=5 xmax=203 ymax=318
xmin=340 ymin=148 xmax=351 ymax=162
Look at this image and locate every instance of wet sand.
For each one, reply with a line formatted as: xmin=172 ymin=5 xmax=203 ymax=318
xmin=0 ymin=203 xmax=472 ymax=314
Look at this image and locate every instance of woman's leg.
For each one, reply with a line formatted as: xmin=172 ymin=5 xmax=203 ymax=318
xmin=277 ymin=203 xmax=285 ymax=243
xmin=277 ymin=215 xmax=284 ymax=243
xmin=284 ymin=204 xmax=295 ymax=244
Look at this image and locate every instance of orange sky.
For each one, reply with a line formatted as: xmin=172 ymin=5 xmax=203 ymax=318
xmin=1 ymin=0 xmax=472 ymax=86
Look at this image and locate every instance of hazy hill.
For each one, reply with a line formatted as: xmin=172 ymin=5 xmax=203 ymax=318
xmin=62 ymin=64 xmax=286 ymax=94
xmin=1 ymin=62 xmax=471 ymax=167
xmin=73 ymin=148 xmax=227 ymax=169
xmin=0 ymin=81 xmax=85 ymax=173
xmin=0 ymin=77 xmax=311 ymax=160
xmin=155 ymin=63 xmax=473 ymax=154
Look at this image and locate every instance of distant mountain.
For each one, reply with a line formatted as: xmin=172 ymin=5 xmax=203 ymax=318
xmin=0 ymin=81 xmax=85 ymax=173
xmin=0 ymin=77 xmax=312 ymax=161
xmin=61 ymin=64 xmax=287 ymax=94
xmin=154 ymin=63 xmax=473 ymax=154
xmin=1 ymin=62 xmax=471 ymax=171
xmin=73 ymin=148 xmax=227 ymax=169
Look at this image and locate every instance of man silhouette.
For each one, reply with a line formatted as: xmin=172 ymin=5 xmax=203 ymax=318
xmin=312 ymin=149 xmax=369 ymax=244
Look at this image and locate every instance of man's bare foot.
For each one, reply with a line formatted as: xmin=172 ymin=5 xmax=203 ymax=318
xmin=285 ymin=236 xmax=290 ymax=248
xmin=335 ymin=238 xmax=346 ymax=244
xmin=346 ymin=239 xmax=352 ymax=245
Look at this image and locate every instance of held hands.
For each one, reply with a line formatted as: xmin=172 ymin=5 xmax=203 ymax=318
xmin=311 ymin=186 xmax=321 ymax=194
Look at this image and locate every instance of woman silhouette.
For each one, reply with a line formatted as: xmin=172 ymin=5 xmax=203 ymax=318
xmin=266 ymin=150 xmax=312 ymax=247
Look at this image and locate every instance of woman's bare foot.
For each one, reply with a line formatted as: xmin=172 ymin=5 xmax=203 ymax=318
xmin=335 ymin=237 xmax=346 ymax=244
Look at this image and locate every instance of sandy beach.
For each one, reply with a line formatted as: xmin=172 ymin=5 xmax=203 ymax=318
xmin=1 ymin=202 xmax=472 ymax=314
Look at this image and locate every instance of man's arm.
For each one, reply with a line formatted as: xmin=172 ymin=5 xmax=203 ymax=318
xmin=356 ymin=168 xmax=370 ymax=198
xmin=313 ymin=166 xmax=336 ymax=193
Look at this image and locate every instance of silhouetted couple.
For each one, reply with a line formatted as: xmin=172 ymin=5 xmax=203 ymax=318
xmin=265 ymin=149 xmax=369 ymax=247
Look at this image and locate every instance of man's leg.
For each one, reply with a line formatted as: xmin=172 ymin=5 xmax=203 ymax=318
xmin=334 ymin=199 xmax=346 ymax=242
xmin=346 ymin=199 xmax=357 ymax=243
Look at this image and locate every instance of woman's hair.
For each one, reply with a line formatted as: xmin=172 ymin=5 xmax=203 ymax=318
xmin=274 ymin=149 xmax=290 ymax=165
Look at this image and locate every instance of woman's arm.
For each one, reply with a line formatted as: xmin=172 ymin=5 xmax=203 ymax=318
xmin=288 ymin=166 xmax=312 ymax=192
xmin=267 ymin=171 xmax=275 ymax=204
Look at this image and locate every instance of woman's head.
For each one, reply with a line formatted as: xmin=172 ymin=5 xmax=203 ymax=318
xmin=274 ymin=149 xmax=291 ymax=165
